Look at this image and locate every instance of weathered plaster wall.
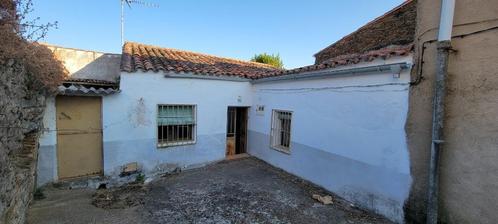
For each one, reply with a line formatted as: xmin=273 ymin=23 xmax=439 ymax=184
xmin=37 ymin=97 xmax=57 ymax=186
xmin=102 ymin=72 xmax=252 ymax=176
xmin=36 ymin=44 xmax=121 ymax=186
xmin=405 ymin=0 xmax=498 ymax=223
xmin=43 ymin=44 xmax=121 ymax=82
xmin=248 ymin=57 xmax=412 ymax=223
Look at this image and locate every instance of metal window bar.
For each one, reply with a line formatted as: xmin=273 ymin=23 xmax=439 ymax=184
xmin=271 ymin=110 xmax=292 ymax=151
xmin=157 ymin=105 xmax=196 ymax=147
xmin=280 ymin=112 xmax=291 ymax=148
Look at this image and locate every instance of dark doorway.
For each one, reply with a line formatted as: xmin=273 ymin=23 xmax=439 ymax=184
xmin=226 ymin=107 xmax=248 ymax=156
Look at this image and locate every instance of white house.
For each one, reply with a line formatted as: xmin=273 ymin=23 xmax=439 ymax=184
xmin=37 ymin=1 xmax=416 ymax=222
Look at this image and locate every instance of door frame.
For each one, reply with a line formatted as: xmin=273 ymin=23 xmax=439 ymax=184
xmin=226 ymin=106 xmax=249 ymax=157
xmin=55 ymin=95 xmax=104 ymax=180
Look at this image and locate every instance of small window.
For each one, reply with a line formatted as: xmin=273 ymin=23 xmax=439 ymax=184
xmin=157 ymin=105 xmax=196 ymax=147
xmin=271 ymin=110 xmax=292 ymax=152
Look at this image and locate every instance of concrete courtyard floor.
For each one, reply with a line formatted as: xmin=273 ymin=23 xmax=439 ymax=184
xmin=28 ymin=157 xmax=392 ymax=224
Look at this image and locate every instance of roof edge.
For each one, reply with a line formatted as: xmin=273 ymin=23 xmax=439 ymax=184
xmin=123 ymin=41 xmax=281 ymax=70
xmin=313 ymin=0 xmax=414 ymax=57
xmin=252 ymin=62 xmax=412 ymax=84
xmin=40 ymin=42 xmax=121 ymax=56
xmin=262 ymin=44 xmax=413 ymax=79
xmin=163 ymin=72 xmax=251 ymax=82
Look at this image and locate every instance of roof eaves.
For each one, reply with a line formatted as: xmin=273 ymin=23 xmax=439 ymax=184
xmin=262 ymin=44 xmax=413 ymax=79
xmin=163 ymin=71 xmax=252 ymax=82
xmin=252 ymin=62 xmax=412 ymax=84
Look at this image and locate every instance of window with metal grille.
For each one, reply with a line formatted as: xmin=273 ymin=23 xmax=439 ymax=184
xmin=271 ymin=110 xmax=292 ymax=152
xmin=157 ymin=105 xmax=196 ymax=147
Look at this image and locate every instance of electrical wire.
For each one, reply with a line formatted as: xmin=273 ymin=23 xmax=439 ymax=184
xmin=411 ymin=24 xmax=498 ymax=86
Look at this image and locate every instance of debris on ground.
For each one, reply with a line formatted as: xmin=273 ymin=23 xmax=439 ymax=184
xmin=160 ymin=167 xmax=181 ymax=177
xmin=31 ymin=158 xmax=391 ymax=224
xmin=312 ymin=194 xmax=334 ymax=205
xmin=144 ymin=158 xmax=392 ymax=223
xmin=120 ymin=162 xmax=140 ymax=177
xmin=92 ymin=181 xmax=146 ymax=209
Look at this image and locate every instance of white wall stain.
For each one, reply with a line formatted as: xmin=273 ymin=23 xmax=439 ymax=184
xmin=128 ymin=97 xmax=151 ymax=127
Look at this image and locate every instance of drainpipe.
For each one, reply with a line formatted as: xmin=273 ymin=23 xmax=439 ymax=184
xmin=427 ymin=0 xmax=455 ymax=224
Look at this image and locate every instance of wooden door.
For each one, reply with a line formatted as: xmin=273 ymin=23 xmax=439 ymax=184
xmin=56 ymin=96 xmax=103 ymax=179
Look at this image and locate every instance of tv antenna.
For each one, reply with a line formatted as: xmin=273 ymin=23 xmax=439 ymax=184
xmin=121 ymin=0 xmax=159 ymax=46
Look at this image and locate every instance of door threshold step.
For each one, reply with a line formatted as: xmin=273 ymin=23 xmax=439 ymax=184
xmin=226 ymin=153 xmax=251 ymax=160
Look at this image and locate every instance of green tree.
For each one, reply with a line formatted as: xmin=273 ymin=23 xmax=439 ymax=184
xmin=251 ymin=53 xmax=284 ymax=69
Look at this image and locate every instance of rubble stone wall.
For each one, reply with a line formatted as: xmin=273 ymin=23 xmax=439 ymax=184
xmin=0 ymin=59 xmax=47 ymax=224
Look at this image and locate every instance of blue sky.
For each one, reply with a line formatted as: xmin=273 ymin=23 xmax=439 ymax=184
xmin=31 ymin=0 xmax=404 ymax=68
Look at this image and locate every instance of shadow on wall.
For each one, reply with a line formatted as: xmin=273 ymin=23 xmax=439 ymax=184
xmin=67 ymin=54 xmax=121 ymax=82
xmin=45 ymin=45 xmax=121 ymax=82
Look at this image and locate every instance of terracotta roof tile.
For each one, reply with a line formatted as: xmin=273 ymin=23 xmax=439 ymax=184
xmin=121 ymin=42 xmax=281 ymax=79
xmin=260 ymin=44 xmax=413 ymax=78
xmin=120 ymin=0 xmax=415 ymax=80
xmin=314 ymin=0 xmax=416 ymax=64
xmin=120 ymin=43 xmax=412 ymax=81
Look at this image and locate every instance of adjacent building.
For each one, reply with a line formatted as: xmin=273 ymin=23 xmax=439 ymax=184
xmin=405 ymin=0 xmax=498 ymax=223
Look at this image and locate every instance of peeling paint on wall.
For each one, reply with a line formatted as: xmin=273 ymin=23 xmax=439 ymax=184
xmin=128 ymin=97 xmax=151 ymax=127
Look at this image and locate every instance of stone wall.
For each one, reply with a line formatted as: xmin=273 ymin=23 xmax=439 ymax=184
xmin=0 ymin=59 xmax=47 ymax=224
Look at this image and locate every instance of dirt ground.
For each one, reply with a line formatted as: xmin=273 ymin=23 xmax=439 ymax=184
xmin=28 ymin=157 xmax=392 ymax=224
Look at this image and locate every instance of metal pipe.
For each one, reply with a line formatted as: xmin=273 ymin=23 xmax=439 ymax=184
xmin=437 ymin=0 xmax=456 ymax=41
xmin=427 ymin=0 xmax=455 ymax=223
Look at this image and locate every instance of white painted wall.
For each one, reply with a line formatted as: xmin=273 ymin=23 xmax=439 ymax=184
xmin=37 ymin=72 xmax=253 ymax=184
xmin=37 ymin=97 xmax=58 ymax=186
xmin=36 ymin=56 xmax=413 ymax=223
xmin=248 ymin=56 xmax=412 ymax=223
xmin=39 ymin=97 xmax=57 ymax=147
xmin=102 ymin=72 xmax=252 ymax=176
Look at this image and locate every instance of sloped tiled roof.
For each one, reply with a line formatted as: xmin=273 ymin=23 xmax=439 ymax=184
xmin=314 ymin=0 xmax=416 ymax=64
xmin=121 ymin=42 xmax=281 ymax=79
xmin=65 ymin=78 xmax=118 ymax=86
xmin=58 ymin=84 xmax=119 ymax=95
xmin=120 ymin=1 xmax=415 ymax=80
xmin=257 ymin=44 xmax=413 ymax=79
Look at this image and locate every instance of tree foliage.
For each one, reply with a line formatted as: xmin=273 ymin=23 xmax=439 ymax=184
xmin=251 ymin=53 xmax=284 ymax=69
xmin=0 ymin=0 xmax=66 ymax=93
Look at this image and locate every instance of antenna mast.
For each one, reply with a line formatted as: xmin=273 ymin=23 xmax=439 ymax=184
xmin=121 ymin=0 xmax=125 ymax=46
xmin=120 ymin=0 xmax=159 ymax=47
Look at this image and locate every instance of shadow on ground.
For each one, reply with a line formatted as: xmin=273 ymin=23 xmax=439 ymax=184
xmin=28 ymin=157 xmax=392 ymax=224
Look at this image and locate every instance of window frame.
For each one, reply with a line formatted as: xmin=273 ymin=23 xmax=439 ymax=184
xmin=270 ymin=109 xmax=293 ymax=154
xmin=156 ymin=104 xmax=197 ymax=148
